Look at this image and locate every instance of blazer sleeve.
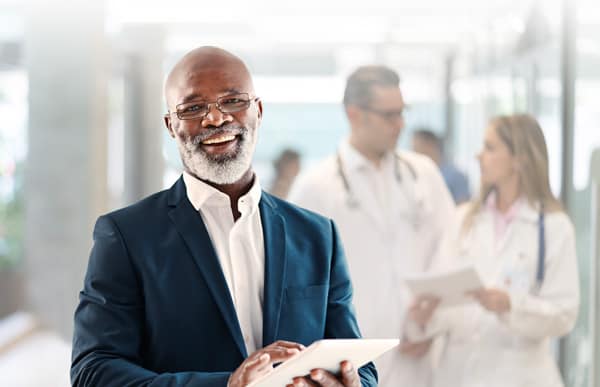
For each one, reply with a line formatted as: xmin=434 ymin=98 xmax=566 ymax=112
xmin=71 ymin=215 xmax=231 ymax=387
xmin=324 ymin=220 xmax=378 ymax=387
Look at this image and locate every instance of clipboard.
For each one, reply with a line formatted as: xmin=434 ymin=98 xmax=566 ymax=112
xmin=404 ymin=264 xmax=485 ymax=307
xmin=246 ymin=338 xmax=399 ymax=387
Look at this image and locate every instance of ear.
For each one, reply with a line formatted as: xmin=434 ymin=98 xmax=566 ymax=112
xmin=164 ymin=114 xmax=176 ymax=138
xmin=255 ymin=98 xmax=263 ymax=124
xmin=345 ymin=105 xmax=362 ymax=124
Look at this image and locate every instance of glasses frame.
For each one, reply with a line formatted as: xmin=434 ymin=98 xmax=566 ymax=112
xmin=167 ymin=92 xmax=259 ymax=121
xmin=359 ymin=105 xmax=406 ymax=122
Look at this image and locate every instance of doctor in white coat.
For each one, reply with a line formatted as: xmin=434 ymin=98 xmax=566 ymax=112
xmin=289 ymin=65 xmax=455 ymax=387
xmin=408 ymin=114 xmax=580 ymax=387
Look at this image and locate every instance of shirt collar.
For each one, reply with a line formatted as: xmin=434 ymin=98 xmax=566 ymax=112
xmin=182 ymin=171 xmax=262 ymax=213
xmin=339 ymin=137 xmax=395 ymax=173
xmin=485 ymin=191 xmax=539 ymax=223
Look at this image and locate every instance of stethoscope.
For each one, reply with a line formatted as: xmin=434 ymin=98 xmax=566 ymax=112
xmin=534 ymin=206 xmax=546 ymax=292
xmin=473 ymin=194 xmax=546 ymax=294
xmin=335 ymin=150 xmax=425 ymax=230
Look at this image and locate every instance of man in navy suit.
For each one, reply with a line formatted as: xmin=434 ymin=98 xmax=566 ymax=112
xmin=71 ymin=46 xmax=377 ymax=387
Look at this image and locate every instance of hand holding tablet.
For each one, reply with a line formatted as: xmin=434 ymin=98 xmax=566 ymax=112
xmin=404 ymin=264 xmax=485 ymax=307
xmin=228 ymin=340 xmax=305 ymax=387
xmin=245 ymin=338 xmax=399 ymax=387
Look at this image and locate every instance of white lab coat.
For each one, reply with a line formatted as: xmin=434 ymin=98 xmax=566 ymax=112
xmin=409 ymin=200 xmax=580 ymax=387
xmin=289 ymin=140 xmax=455 ymax=387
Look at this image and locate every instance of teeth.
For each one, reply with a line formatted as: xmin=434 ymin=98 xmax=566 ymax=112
xmin=202 ymin=135 xmax=236 ymax=145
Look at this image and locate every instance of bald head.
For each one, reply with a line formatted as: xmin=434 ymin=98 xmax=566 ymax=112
xmin=165 ymin=46 xmax=255 ymax=110
xmin=163 ymin=46 xmax=263 ymax=187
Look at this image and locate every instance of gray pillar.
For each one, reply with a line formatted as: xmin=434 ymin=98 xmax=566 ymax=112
xmin=122 ymin=25 xmax=165 ymax=204
xmin=24 ymin=0 xmax=108 ymax=338
xmin=592 ymin=150 xmax=600 ymax=387
xmin=559 ymin=0 xmax=576 ymax=376
xmin=443 ymin=53 xmax=456 ymax=156
xmin=560 ymin=0 xmax=576 ymax=206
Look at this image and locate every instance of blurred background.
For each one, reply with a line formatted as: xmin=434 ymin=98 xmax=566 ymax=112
xmin=0 ymin=0 xmax=599 ymax=385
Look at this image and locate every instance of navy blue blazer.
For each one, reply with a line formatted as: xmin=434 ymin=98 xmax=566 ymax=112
xmin=71 ymin=177 xmax=377 ymax=386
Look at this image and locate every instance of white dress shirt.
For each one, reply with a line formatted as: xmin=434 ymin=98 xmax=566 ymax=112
xmin=183 ymin=171 xmax=265 ymax=355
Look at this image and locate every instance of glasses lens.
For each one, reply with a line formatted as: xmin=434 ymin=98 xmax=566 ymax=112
xmin=175 ymin=93 xmax=253 ymax=120
xmin=177 ymin=102 xmax=209 ymax=119
xmin=363 ymin=106 xmax=404 ymax=121
xmin=383 ymin=111 xmax=403 ymax=120
xmin=218 ymin=93 xmax=250 ymax=113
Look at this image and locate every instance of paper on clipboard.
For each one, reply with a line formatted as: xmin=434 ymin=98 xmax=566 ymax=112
xmin=246 ymin=339 xmax=399 ymax=387
xmin=404 ymin=264 xmax=485 ymax=307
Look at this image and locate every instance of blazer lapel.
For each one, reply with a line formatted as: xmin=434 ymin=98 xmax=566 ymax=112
xmin=167 ymin=178 xmax=247 ymax=358
xmin=259 ymin=193 xmax=287 ymax=346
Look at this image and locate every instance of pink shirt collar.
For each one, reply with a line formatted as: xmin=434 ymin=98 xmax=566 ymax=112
xmin=485 ymin=191 xmax=524 ymax=241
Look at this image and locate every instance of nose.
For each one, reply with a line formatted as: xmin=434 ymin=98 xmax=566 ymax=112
xmin=396 ymin=115 xmax=405 ymax=129
xmin=388 ymin=114 xmax=404 ymax=132
xmin=202 ymin=103 xmax=233 ymax=127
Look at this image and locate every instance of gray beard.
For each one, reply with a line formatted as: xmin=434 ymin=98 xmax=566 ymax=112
xmin=177 ymin=126 xmax=256 ymax=185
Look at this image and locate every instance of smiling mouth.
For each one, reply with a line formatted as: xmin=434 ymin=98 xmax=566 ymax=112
xmin=201 ymin=134 xmax=237 ymax=145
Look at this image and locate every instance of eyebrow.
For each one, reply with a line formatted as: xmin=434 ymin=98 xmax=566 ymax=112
xmin=178 ymin=88 xmax=244 ymax=105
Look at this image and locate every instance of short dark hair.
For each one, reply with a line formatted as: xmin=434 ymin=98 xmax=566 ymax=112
xmin=343 ymin=65 xmax=400 ymax=107
xmin=273 ymin=148 xmax=300 ymax=173
xmin=413 ymin=128 xmax=442 ymax=150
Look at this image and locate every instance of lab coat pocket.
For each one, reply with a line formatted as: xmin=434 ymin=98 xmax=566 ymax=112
xmin=500 ymin=253 xmax=535 ymax=293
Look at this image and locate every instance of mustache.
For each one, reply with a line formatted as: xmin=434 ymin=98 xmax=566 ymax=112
xmin=189 ymin=125 xmax=247 ymax=146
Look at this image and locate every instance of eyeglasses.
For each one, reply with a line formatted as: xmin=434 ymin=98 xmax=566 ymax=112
xmin=169 ymin=92 xmax=259 ymax=120
xmin=359 ymin=105 xmax=405 ymax=121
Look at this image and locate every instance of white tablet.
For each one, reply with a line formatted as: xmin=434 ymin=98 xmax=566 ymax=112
xmin=247 ymin=338 xmax=399 ymax=387
xmin=404 ymin=264 xmax=485 ymax=307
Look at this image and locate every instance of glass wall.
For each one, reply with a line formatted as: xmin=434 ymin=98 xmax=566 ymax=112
xmin=562 ymin=1 xmax=600 ymax=385
xmin=451 ymin=1 xmax=600 ymax=384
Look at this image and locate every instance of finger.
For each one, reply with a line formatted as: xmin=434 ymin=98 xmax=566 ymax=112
xmin=340 ymin=361 xmax=360 ymax=386
xmin=415 ymin=297 xmax=432 ymax=309
xmin=292 ymin=376 xmax=319 ymax=387
xmin=477 ymin=295 xmax=490 ymax=307
xmin=243 ymin=353 xmax=272 ymax=377
xmin=266 ymin=345 xmax=303 ymax=356
xmin=402 ymin=344 xmax=429 ymax=357
xmin=400 ymin=339 xmax=420 ymax=351
xmin=261 ymin=346 xmax=302 ymax=363
xmin=270 ymin=340 xmax=306 ymax=351
xmin=246 ymin=353 xmax=270 ymax=369
xmin=419 ymin=296 xmax=440 ymax=310
xmin=416 ymin=293 xmax=438 ymax=303
xmin=400 ymin=341 xmax=422 ymax=354
xmin=310 ymin=369 xmax=342 ymax=387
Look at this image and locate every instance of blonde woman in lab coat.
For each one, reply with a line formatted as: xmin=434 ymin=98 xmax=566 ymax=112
xmin=408 ymin=114 xmax=579 ymax=387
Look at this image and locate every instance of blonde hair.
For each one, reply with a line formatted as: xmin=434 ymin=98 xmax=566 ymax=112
xmin=463 ymin=114 xmax=563 ymax=232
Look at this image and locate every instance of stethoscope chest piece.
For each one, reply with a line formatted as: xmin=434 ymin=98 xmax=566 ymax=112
xmin=346 ymin=194 xmax=360 ymax=209
xmin=336 ymin=150 xmax=423 ymax=227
